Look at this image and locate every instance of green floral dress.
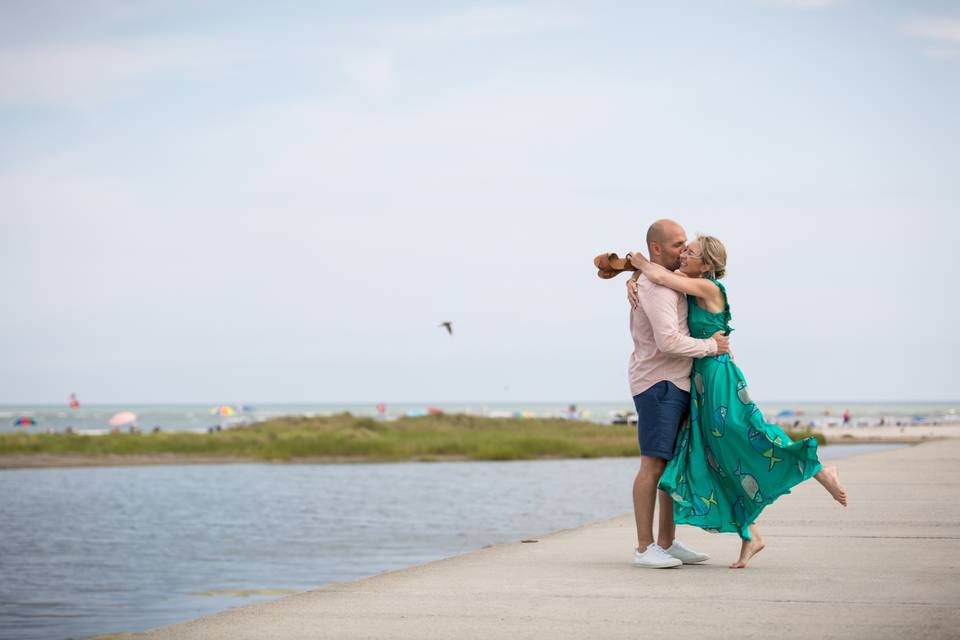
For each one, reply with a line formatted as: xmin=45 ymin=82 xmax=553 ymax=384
xmin=658 ymin=279 xmax=822 ymax=540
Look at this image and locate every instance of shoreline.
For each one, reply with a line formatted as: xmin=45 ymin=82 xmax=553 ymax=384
xmin=818 ymin=423 xmax=960 ymax=442
xmin=0 ymin=453 xmax=476 ymax=470
xmin=0 ymin=426 xmax=951 ymax=470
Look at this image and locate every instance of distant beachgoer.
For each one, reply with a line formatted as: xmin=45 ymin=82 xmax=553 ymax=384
xmin=843 ymin=409 xmax=851 ymax=426
xmin=627 ymin=229 xmax=847 ymax=569
xmin=622 ymin=220 xmax=728 ymax=569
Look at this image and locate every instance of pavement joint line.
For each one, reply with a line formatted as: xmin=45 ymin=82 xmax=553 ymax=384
xmin=542 ymin=595 xmax=950 ymax=606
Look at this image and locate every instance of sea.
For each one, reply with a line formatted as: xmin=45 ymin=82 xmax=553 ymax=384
xmin=1 ymin=401 xmax=957 ymax=434
xmin=0 ymin=444 xmax=903 ymax=640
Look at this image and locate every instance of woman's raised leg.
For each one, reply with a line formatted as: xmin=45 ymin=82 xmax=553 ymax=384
xmin=814 ymin=466 xmax=848 ymax=506
xmin=729 ymin=525 xmax=765 ymax=569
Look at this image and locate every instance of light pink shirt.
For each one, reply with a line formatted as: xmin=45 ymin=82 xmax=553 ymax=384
xmin=629 ymin=274 xmax=717 ymax=396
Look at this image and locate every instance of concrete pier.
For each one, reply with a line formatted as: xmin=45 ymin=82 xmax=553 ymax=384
xmin=133 ymin=439 xmax=960 ymax=639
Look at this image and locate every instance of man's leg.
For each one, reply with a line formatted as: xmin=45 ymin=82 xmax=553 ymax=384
xmin=656 ymin=489 xmax=676 ymax=549
xmin=633 ymin=454 xmax=666 ymax=550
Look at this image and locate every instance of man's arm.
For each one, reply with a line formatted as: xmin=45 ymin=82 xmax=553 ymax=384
xmin=637 ymin=285 xmax=725 ymax=357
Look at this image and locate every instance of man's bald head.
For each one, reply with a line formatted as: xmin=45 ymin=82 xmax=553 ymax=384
xmin=645 ymin=219 xmax=687 ymax=270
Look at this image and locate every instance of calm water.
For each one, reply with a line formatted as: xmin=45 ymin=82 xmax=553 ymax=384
xmin=0 ymin=444 xmax=901 ymax=640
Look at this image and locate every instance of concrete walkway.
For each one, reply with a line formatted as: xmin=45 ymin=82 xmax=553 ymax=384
xmin=134 ymin=440 xmax=960 ymax=640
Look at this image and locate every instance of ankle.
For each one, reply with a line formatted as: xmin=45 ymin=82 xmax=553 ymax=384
xmin=657 ymin=538 xmax=674 ymax=549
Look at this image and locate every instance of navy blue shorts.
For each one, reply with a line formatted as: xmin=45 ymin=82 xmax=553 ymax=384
xmin=633 ymin=381 xmax=690 ymax=460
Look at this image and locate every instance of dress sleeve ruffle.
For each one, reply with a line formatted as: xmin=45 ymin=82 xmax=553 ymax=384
xmin=710 ymin=278 xmax=733 ymax=333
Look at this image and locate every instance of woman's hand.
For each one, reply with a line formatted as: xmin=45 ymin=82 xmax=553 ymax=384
xmin=626 ymin=251 xmax=650 ymax=270
xmin=626 ymin=277 xmax=640 ymax=308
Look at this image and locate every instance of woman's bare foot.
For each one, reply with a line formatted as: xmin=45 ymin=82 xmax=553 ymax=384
xmin=815 ymin=466 xmax=848 ymax=506
xmin=729 ymin=526 xmax=765 ymax=569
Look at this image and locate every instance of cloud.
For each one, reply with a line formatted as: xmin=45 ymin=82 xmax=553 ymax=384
xmin=339 ymin=49 xmax=398 ymax=92
xmin=380 ymin=6 xmax=582 ymax=40
xmin=0 ymin=36 xmax=252 ymax=107
xmin=904 ymin=17 xmax=960 ymax=58
xmin=758 ymin=0 xmax=845 ymax=9
xmin=0 ymin=6 xmax=581 ymax=109
xmin=905 ymin=17 xmax=960 ymax=43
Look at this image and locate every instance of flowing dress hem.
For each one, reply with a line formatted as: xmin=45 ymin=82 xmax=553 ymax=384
xmin=659 ymin=442 xmax=823 ymax=540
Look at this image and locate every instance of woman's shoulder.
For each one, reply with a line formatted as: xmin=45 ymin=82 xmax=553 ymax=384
xmin=709 ymin=278 xmax=730 ymax=304
xmin=695 ymin=278 xmax=728 ymax=313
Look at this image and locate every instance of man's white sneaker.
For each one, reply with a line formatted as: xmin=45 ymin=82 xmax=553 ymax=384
xmin=633 ymin=543 xmax=683 ymax=569
xmin=665 ymin=540 xmax=709 ymax=564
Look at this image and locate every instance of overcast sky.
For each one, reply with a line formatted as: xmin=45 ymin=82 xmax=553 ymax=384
xmin=1 ymin=0 xmax=958 ymax=404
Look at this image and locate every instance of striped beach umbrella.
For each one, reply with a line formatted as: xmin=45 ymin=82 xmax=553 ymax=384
xmin=12 ymin=416 xmax=36 ymax=427
xmin=210 ymin=405 xmax=237 ymax=417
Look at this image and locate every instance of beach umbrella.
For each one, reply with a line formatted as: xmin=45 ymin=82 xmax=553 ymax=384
xmin=210 ymin=405 xmax=237 ymax=417
xmin=776 ymin=410 xmax=796 ymax=418
xmin=108 ymin=411 xmax=137 ymax=427
xmin=12 ymin=416 xmax=36 ymax=427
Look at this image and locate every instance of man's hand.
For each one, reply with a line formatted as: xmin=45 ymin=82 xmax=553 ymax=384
xmin=626 ymin=278 xmax=639 ymax=308
xmin=712 ymin=331 xmax=730 ymax=355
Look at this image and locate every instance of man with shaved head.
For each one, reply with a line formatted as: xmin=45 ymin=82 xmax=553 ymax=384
xmin=625 ymin=219 xmax=730 ymax=568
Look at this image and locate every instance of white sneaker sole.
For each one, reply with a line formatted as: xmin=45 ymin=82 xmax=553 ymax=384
xmin=633 ymin=560 xmax=682 ymax=569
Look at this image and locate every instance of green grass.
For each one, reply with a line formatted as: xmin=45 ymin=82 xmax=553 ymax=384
xmin=0 ymin=414 xmax=826 ymax=463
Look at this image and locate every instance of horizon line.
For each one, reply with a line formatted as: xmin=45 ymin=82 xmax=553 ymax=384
xmin=1 ymin=399 xmax=957 ymax=406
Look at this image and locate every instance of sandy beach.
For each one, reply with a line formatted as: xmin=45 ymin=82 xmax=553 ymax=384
xmin=119 ymin=435 xmax=960 ymax=640
xmin=817 ymin=422 xmax=960 ymax=442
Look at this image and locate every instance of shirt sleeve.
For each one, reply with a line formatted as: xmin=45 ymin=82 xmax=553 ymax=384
xmin=638 ymin=284 xmax=717 ymax=357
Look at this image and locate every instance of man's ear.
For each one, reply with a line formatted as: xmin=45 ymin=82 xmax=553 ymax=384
xmin=648 ymin=242 xmax=660 ymax=258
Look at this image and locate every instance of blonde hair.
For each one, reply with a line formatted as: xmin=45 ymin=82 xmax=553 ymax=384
xmin=697 ymin=235 xmax=727 ymax=280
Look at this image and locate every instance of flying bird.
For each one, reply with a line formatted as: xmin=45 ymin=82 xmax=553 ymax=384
xmin=439 ymin=321 xmax=453 ymax=335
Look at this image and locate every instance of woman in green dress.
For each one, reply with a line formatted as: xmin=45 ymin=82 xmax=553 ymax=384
xmin=627 ymin=236 xmax=847 ymax=569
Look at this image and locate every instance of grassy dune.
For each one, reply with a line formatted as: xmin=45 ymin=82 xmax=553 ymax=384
xmin=0 ymin=414 xmax=826 ymax=463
